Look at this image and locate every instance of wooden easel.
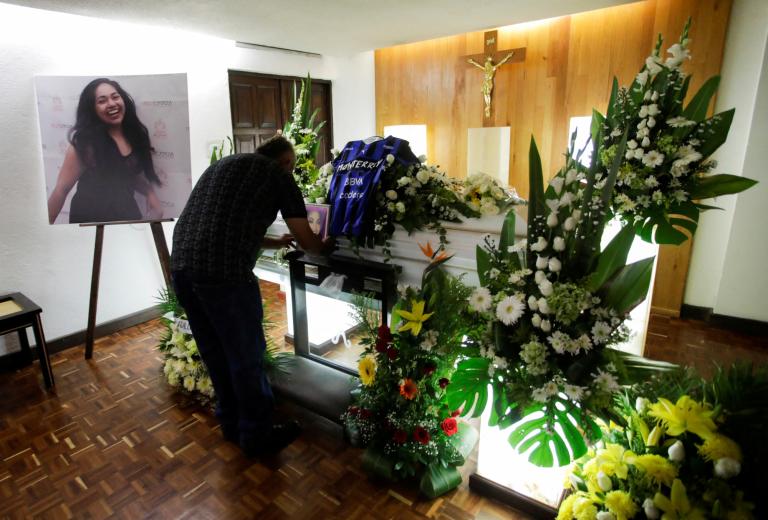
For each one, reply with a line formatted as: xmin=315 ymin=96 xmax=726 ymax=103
xmin=80 ymin=219 xmax=173 ymax=359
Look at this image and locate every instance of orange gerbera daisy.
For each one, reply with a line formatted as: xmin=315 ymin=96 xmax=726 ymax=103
xmin=399 ymin=378 xmax=418 ymax=400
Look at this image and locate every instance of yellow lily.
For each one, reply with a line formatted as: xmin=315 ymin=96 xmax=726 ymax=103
xmin=397 ymin=299 xmax=434 ymax=336
xmin=654 ymin=479 xmax=705 ymax=520
xmin=648 ymin=395 xmax=716 ymax=439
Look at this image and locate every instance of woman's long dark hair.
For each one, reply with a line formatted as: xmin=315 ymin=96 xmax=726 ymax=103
xmin=68 ymin=78 xmax=160 ymax=185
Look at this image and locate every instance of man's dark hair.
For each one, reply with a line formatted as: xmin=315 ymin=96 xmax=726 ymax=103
xmin=257 ymin=135 xmax=294 ymax=159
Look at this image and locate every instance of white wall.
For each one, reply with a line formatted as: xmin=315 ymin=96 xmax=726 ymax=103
xmin=684 ymin=0 xmax=768 ymax=320
xmin=0 ymin=3 xmax=375 ymax=353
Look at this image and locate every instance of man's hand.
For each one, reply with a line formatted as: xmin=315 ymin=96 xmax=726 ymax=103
xmin=263 ymin=233 xmax=295 ymax=249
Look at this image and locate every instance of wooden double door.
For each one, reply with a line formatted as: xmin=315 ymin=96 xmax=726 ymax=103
xmin=228 ymin=71 xmax=333 ymax=165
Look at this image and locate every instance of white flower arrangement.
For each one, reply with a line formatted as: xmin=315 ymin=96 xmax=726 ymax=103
xmin=597 ymin=20 xmax=756 ymax=244
xmin=159 ymin=318 xmax=215 ymax=401
xmin=462 ymin=172 xmax=522 ymax=216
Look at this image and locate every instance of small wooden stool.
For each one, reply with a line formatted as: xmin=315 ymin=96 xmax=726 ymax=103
xmin=0 ymin=293 xmax=54 ymax=388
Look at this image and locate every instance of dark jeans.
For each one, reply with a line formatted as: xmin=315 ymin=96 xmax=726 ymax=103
xmin=171 ymin=270 xmax=274 ymax=444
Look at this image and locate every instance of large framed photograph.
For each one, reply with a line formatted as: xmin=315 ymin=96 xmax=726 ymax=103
xmin=305 ymin=203 xmax=330 ymax=240
xmin=34 ymin=73 xmax=192 ymax=225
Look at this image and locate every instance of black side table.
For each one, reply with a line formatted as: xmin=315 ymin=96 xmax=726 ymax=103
xmin=0 ymin=293 xmax=54 ymax=388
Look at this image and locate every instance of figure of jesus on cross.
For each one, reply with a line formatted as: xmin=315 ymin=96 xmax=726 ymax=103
xmin=463 ymin=30 xmax=526 ymax=120
xmin=468 ymin=53 xmax=515 ymax=118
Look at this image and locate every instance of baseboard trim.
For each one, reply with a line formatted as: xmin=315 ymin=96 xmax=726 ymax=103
xmin=680 ymin=304 xmax=767 ymax=337
xmin=650 ymin=306 xmax=680 ymax=318
xmin=468 ymin=474 xmax=559 ymax=519
xmin=45 ymin=306 xmax=163 ymax=355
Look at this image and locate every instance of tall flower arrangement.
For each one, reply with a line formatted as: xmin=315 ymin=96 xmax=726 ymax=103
xmin=596 ymin=19 xmax=756 ymax=244
xmin=343 ymin=245 xmax=482 ymax=497
xmin=445 ymin=22 xmax=757 ymax=468
xmin=282 ymin=74 xmax=327 ymax=201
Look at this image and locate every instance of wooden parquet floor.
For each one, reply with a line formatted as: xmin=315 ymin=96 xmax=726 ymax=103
xmin=0 ymin=319 xmax=528 ymax=519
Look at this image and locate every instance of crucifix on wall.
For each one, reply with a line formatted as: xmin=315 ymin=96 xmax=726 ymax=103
xmin=463 ymin=30 xmax=526 ymax=119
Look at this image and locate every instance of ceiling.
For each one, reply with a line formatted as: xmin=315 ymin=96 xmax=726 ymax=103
xmin=7 ymin=0 xmax=631 ymax=55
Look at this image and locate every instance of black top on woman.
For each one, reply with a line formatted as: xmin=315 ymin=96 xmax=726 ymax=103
xmin=47 ymin=78 xmax=163 ymax=224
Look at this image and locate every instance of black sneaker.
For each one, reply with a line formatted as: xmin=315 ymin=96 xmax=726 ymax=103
xmin=241 ymin=421 xmax=302 ymax=457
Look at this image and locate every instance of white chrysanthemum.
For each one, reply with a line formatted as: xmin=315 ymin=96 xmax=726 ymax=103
xmin=564 ymin=384 xmax=586 ymax=402
xmin=591 ymin=321 xmax=612 ymax=344
xmin=385 ymin=190 xmax=398 ymax=200
xmin=496 ymin=295 xmax=525 ymax=326
xmin=197 ymin=377 xmax=214 ymax=397
xmin=548 ymin=331 xmax=569 ymax=354
xmin=397 ymin=176 xmax=411 ymax=187
xmin=183 ymin=376 xmax=196 ymax=392
xmin=532 ymin=387 xmax=549 ymax=403
xmin=395 ymin=202 xmax=406 ymax=213
xmin=593 ymin=368 xmax=620 ymax=392
xmin=469 ymin=287 xmax=493 ymax=312
xmin=642 ymin=150 xmax=665 ymax=168
xmin=667 ymin=116 xmax=695 ymax=128
xmin=416 ymin=169 xmax=430 ymax=184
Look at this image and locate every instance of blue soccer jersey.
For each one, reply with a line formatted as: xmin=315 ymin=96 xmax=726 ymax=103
xmin=328 ymin=136 xmax=419 ymax=237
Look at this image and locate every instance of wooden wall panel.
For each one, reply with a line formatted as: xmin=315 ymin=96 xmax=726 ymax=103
xmin=375 ymin=0 xmax=733 ymax=316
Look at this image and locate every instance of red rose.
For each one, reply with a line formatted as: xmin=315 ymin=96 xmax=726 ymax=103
xmin=421 ymin=363 xmax=436 ymax=376
xmin=413 ymin=426 xmax=431 ymax=445
xmin=441 ymin=417 xmax=458 ymax=436
xmin=439 ymin=378 xmax=450 ymax=388
xmin=375 ymin=337 xmax=388 ymax=353
xmin=451 ymin=409 xmax=461 ymax=418
xmin=386 ymin=347 xmax=399 ymax=361
xmin=348 ymin=406 xmax=360 ymax=416
xmin=393 ymin=429 xmax=407 ymax=444
xmin=359 ymin=409 xmax=373 ymax=420
xmin=377 ymin=324 xmax=393 ymax=343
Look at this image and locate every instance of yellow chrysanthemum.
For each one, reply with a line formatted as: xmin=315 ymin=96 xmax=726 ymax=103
xmin=647 ymin=395 xmax=716 ymax=439
xmin=604 ymin=490 xmax=639 ymax=520
xmin=697 ymin=434 xmax=742 ymax=463
xmin=573 ymin=495 xmax=598 ymax=520
xmin=596 ymin=443 xmax=636 ymax=479
xmin=557 ymin=493 xmax=579 ymax=520
xmin=634 ymin=454 xmax=678 ymax=487
xmin=358 ymin=356 xmax=376 ymax=386
xmin=654 ymin=479 xmax=706 ymax=520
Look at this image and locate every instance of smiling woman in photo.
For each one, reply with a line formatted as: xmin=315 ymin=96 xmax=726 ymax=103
xmin=47 ymin=78 xmax=163 ymax=224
